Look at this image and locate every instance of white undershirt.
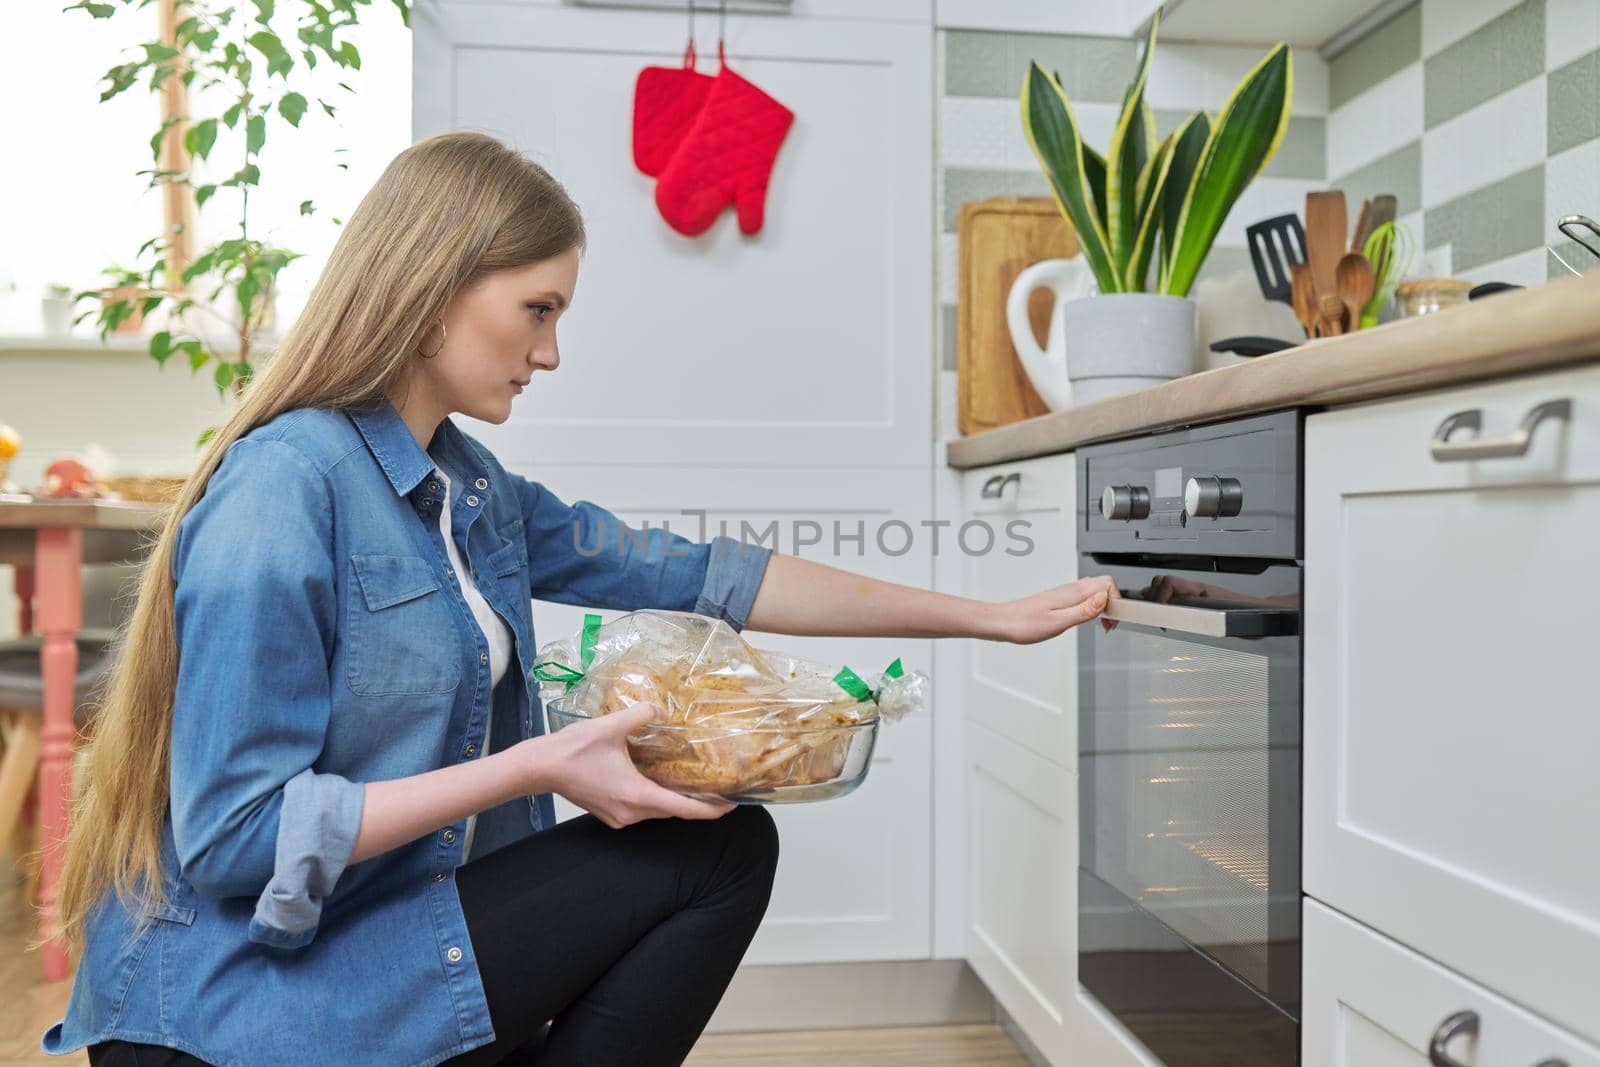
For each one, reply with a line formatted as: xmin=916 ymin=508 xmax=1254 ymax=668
xmin=435 ymin=469 xmax=512 ymax=862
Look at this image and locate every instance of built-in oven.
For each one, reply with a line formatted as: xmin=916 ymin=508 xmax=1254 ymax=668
xmin=1077 ymin=410 xmax=1303 ymax=1066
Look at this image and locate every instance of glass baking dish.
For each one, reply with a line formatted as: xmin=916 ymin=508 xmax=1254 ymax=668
xmin=545 ymin=699 xmax=879 ymax=804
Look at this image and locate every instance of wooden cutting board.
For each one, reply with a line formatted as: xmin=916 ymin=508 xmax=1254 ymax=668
xmin=957 ymin=196 xmax=1080 ymax=436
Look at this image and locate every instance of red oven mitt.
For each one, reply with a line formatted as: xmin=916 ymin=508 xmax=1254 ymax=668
xmin=654 ymin=61 xmax=794 ymax=237
xmin=632 ymin=43 xmax=715 ymax=177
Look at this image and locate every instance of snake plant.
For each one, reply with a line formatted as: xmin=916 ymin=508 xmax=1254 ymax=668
xmin=1021 ymin=13 xmax=1292 ymax=298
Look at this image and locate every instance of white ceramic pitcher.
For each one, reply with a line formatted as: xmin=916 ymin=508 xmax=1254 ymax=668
xmin=1005 ymin=257 xmax=1098 ymax=411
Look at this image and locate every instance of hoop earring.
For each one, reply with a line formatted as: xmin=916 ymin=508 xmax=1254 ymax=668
xmin=418 ymin=319 xmax=446 ymax=359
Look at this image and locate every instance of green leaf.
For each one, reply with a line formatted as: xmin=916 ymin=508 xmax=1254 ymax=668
xmin=181 ymin=249 xmax=216 ymax=284
xmin=222 ymin=101 xmax=244 ymax=128
xmin=98 ymin=61 xmax=141 ymax=103
xmin=279 ymin=91 xmax=307 ymax=127
xmin=143 ymin=43 xmax=178 ymax=62
xmin=68 ymin=2 xmax=117 ymax=17
xmin=390 ymin=0 xmax=410 ymax=28
xmin=248 ymin=30 xmax=285 ymax=60
xmin=1020 ymin=62 xmax=1118 ymax=293
xmin=149 ymin=330 xmax=173 ymax=365
xmin=184 ymin=117 xmax=218 ymax=161
xmin=195 ymin=183 xmax=218 ymax=207
xmin=302 ymin=48 xmax=317 ymax=69
xmin=1104 ymin=12 xmax=1159 ymax=277
xmin=320 ymin=99 xmax=337 ymax=119
xmin=1124 ymin=132 xmax=1176 ymax=291
xmin=1161 ymin=43 xmax=1292 ymax=296
xmin=299 ymin=199 xmax=315 ymax=216
xmin=222 ymin=163 xmax=261 ymax=188
xmin=237 ymin=273 xmax=259 ymax=315
xmin=1081 ymin=143 xmax=1109 ymax=232
xmin=1158 ymin=112 xmax=1211 ymax=279
xmin=148 ymin=114 xmax=179 ymax=162
xmin=140 ymin=295 xmax=163 ymax=317
xmin=182 ymin=341 xmax=208 ymax=373
xmin=214 ymin=361 xmax=236 ymax=394
xmin=251 ymin=0 xmax=274 ymax=24
xmin=337 ymin=40 xmax=360 ymax=69
xmin=267 ymin=49 xmax=294 ymax=78
xmin=197 ymin=426 xmax=219 ymax=447
xmin=247 ymin=113 xmax=267 ymax=155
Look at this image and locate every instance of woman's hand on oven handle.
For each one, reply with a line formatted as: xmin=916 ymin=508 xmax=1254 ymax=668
xmin=983 ymin=575 xmax=1120 ymax=644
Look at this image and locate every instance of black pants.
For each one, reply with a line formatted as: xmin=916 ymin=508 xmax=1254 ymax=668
xmin=87 ymin=805 xmax=780 ymax=1067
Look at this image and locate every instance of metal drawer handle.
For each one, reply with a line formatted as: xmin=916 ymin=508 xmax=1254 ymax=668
xmin=1100 ymin=596 xmax=1300 ymax=638
xmin=1431 ymin=398 xmax=1571 ymax=462
xmin=979 ymin=472 xmax=1022 ymax=500
xmin=1428 ymin=1010 xmax=1479 ymax=1067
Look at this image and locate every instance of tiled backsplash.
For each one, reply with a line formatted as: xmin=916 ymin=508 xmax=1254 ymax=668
xmin=1328 ymin=0 xmax=1600 ymax=286
xmin=935 ymin=29 xmax=1331 ymax=373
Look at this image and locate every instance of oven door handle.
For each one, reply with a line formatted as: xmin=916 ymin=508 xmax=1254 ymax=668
xmin=1103 ymin=596 xmax=1300 ymax=638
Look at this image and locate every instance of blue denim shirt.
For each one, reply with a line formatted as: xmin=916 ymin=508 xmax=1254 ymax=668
xmin=43 ymin=401 xmax=772 ymax=1066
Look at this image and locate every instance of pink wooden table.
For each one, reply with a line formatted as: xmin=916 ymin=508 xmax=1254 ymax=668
xmin=0 ymin=498 xmax=166 ymax=981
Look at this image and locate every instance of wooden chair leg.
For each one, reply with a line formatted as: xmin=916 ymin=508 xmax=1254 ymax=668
xmin=0 ymin=710 xmax=44 ymax=889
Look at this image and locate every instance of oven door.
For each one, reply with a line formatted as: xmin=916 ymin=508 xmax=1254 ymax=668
xmin=1078 ymin=557 xmax=1302 ymax=1065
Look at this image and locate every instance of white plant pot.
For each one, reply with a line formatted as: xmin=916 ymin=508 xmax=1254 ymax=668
xmin=1060 ymin=293 xmax=1197 ymax=405
xmin=41 ymin=295 xmax=75 ymax=337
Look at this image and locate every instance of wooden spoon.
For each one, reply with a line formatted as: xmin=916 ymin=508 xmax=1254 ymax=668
xmin=1318 ymin=294 xmax=1347 ymax=336
xmin=1336 ymin=253 xmax=1376 ymax=332
xmin=1291 ymin=262 xmax=1319 ymax=338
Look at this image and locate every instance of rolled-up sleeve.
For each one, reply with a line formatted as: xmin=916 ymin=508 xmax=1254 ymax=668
xmin=516 ymin=477 xmax=772 ymax=633
xmin=169 ymin=437 xmax=364 ymax=950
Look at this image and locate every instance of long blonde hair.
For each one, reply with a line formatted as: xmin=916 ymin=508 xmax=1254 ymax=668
xmin=54 ymin=131 xmax=585 ymax=954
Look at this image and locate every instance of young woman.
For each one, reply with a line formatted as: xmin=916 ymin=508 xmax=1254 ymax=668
xmin=42 ymin=131 xmax=1115 ymax=1067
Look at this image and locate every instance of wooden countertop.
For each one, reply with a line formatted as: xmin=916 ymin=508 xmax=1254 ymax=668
xmin=946 ymin=271 xmax=1600 ymax=470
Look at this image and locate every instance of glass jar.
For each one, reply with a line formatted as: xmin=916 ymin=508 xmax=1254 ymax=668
xmin=1395 ymin=278 xmax=1472 ymax=317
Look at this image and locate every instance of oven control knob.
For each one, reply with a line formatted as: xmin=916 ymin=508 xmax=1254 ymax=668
xmin=1100 ymin=485 xmax=1151 ymax=521
xmin=1184 ymin=476 xmax=1243 ymax=520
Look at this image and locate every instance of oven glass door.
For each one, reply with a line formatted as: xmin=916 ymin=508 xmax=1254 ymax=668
xmin=1078 ymin=558 xmax=1302 ymax=1060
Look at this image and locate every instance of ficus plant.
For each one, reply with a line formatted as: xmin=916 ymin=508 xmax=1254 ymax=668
xmin=1021 ymin=12 xmax=1292 ymax=298
xmin=65 ymin=0 xmax=408 ymax=435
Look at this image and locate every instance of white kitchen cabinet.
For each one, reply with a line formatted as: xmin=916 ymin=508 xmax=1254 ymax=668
xmin=526 ymin=462 xmax=935 ymax=964
xmin=960 ymin=453 xmax=1078 ymax=766
xmin=418 ymin=0 xmax=940 ymax=967
xmin=959 ymin=453 xmax=1078 ymax=1061
xmin=414 ymin=1 xmax=933 ymax=471
xmin=1303 ymin=898 xmax=1600 ymax=1067
xmin=1303 ymin=363 xmax=1600 ymax=1044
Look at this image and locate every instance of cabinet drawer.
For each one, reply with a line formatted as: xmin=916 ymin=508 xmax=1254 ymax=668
xmin=960 ymin=454 xmax=1077 ymax=764
xmin=966 ymin=720 xmax=1076 ymax=1065
xmin=1304 ymin=898 xmax=1600 ymax=1067
xmin=962 ymin=453 xmax=1076 ymax=516
xmin=1304 ymin=364 xmax=1600 ymax=1042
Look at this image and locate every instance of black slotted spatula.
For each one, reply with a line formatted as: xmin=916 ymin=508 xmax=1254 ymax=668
xmin=1245 ymin=214 xmax=1307 ymax=306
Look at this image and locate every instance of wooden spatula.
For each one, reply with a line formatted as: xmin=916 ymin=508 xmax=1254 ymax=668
xmin=1291 ymin=262 xmax=1319 ymax=338
xmin=1305 ymin=191 xmax=1348 ymax=337
xmin=1350 ymin=199 xmax=1375 ymax=255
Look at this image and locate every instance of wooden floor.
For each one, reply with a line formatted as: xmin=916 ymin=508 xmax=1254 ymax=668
xmin=0 ymin=875 xmax=1028 ymax=1067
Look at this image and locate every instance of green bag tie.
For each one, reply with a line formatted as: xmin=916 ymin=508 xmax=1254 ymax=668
xmin=531 ymin=612 xmax=602 ymax=691
xmin=832 ymin=657 xmax=904 ymax=704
